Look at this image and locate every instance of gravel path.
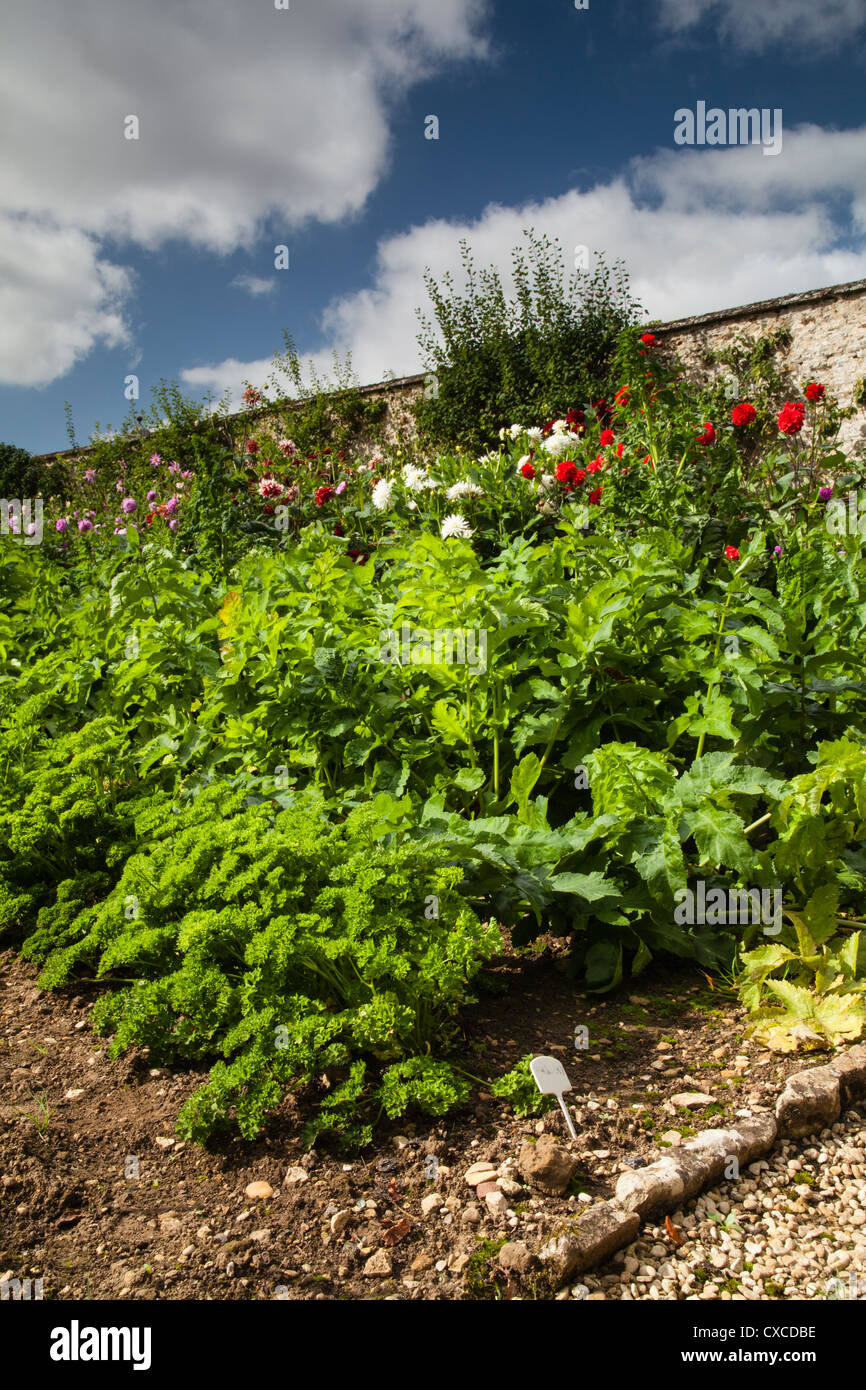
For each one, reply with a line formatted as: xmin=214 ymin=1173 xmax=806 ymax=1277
xmin=568 ymin=1106 xmax=866 ymax=1300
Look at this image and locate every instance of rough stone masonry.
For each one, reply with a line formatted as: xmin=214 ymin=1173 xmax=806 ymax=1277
xmin=651 ymin=278 xmax=866 ymax=458
xmin=36 ymin=277 xmax=866 ymax=466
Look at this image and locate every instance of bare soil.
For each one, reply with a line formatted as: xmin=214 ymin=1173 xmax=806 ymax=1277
xmin=0 ymin=943 xmax=839 ymax=1301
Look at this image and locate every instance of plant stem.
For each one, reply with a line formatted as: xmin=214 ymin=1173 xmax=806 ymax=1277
xmin=696 ymin=586 xmax=734 ymax=761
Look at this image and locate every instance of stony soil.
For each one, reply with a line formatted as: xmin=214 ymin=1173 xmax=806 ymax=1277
xmin=0 ymin=943 xmax=852 ymax=1301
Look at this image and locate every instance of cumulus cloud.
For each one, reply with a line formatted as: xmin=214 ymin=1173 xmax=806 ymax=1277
xmin=657 ymin=0 xmax=866 ymax=51
xmin=0 ymin=0 xmax=489 ymax=385
xmin=182 ymin=123 xmax=866 ymax=404
xmin=0 ymin=214 xmax=132 ymax=387
xmin=181 ymin=355 xmax=278 ymax=399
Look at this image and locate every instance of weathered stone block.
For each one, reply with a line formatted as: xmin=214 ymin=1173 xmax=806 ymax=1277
xmin=535 ymin=1203 xmax=640 ymax=1285
xmin=776 ymin=1066 xmax=841 ymax=1138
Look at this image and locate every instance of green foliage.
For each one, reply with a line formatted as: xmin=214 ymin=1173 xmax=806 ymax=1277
xmin=738 ymin=740 xmax=866 ymax=1049
xmin=0 ymin=440 xmax=57 ymax=504
xmin=75 ymin=378 xmax=234 ymax=481
xmin=490 ymin=1054 xmax=556 ymax=1116
xmin=5 ymin=779 xmax=497 ymax=1146
xmin=413 ymin=231 xmax=641 ymax=453
xmin=0 ymin=716 xmax=151 ymax=956
xmin=379 ymin=1056 xmax=472 ymax=1118
xmin=176 ymin=441 xmax=253 ymax=578
xmin=266 ymin=332 xmax=389 ymax=460
xmin=5 ymin=293 xmax=866 ymax=1145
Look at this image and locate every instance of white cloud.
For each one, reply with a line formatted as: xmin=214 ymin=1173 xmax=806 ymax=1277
xmin=182 ymin=123 xmax=866 ymax=404
xmin=0 ymin=214 xmax=132 ymax=387
xmin=181 ymin=355 xmax=277 ymax=400
xmin=0 ymin=0 xmax=489 ymax=385
xmin=231 ymin=274 xmax=277 ymax=299
xmin=657 ymin=0 xmax=866 ymax=51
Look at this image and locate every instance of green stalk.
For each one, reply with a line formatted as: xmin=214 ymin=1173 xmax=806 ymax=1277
xmin=696 ymin=585 xmax=734 ymax=761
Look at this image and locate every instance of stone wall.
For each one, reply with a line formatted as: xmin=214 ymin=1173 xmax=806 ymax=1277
xmin=36 ymin=278 xmax=866 ymax=464
xmin=244 ymin=371 xmax=429 ymax=458
xmin=36 ymin=370 xmax=431 ymax=469
xmin=649 ymin=278 xmax=866 ymax=456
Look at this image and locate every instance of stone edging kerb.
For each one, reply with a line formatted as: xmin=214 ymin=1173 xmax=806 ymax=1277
xmin=531 ymin=1042 xmax=866 ymax=1287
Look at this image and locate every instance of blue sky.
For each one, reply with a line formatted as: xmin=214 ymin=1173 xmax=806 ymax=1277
xmin=2 ymin=0 xmax=866 ymax=454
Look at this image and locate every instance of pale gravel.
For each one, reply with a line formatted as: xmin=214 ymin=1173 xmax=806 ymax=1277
xmin=568 ymin=1107 xmax=866 ymax=1301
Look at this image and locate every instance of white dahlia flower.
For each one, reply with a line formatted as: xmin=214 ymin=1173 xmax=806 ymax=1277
xmin=542 ymin=431 xmax=581 ymax=458
xmin=371 ymin=478 xmax=394 ymax=510
xmin=446 ymin=479 xmax=484 ymax=501
xmin=440 ymin=513 xmax=474 ymax=540
xmin=402 ymin=462 xmax=427 ymax=493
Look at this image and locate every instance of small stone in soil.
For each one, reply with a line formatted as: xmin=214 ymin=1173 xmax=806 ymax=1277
xmin=245 ymin=1181 xmax=274 ymax=1201
xmin=464 ymin=1162 xmax=498 ymax=1186
xmin=363 ymin=1250 xmax=393 ymax=1277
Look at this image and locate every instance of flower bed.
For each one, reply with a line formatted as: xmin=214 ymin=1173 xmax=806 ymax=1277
xmin=2 ymin=327 xmax=865 ymax=1149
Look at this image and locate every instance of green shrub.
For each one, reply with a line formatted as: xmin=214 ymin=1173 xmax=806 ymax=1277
xmin=412 ymin=230 xmax=641 ymax=453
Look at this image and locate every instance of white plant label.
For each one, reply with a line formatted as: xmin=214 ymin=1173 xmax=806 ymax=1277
xmin=530 ymin=1055 xmax=578 ymax=1140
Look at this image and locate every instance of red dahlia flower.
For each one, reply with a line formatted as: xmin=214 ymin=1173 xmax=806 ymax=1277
xmin=599 ymin=429 xmax=615 ymax=446
xmin=805 ymin=382 xmax=825 ymax=402
xmin=555 ymin=460 xmax=580 ymax=485
xmin=724 ymin=544 xmax=740 ymax=561
xmin=696 ymin=422 xmax=716 ymax=445
xmin=246 ymin=439 xmax=259 ymax=453
xmin=730 ymin=402 xmax=756 ymax=427
xmin=588 ymin=487 xmax=602 ymax=505
xmin=315 ymin=485 xmax=335 ymax=507
xmin=777 ymin=402 xmax=805 ymax=435
xmin=520 ymin=461 xmax=536 ymax=480
xmin=640 ymin=333 xmax=656 ymax=346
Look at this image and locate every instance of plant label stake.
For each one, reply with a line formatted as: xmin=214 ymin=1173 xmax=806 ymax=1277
xmin=530 ymin=1055 xmax=577 ymax=1140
